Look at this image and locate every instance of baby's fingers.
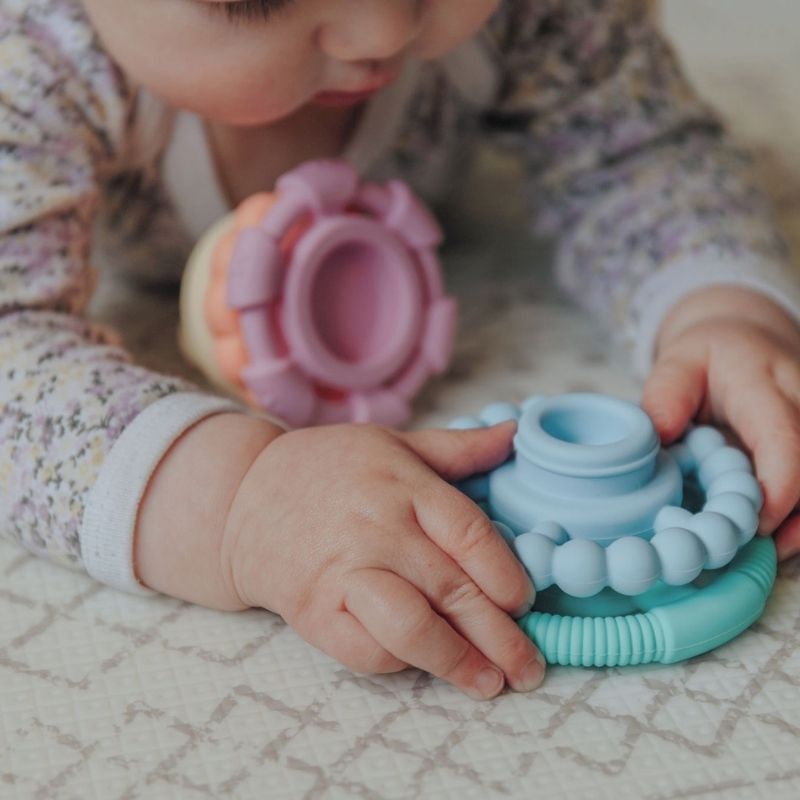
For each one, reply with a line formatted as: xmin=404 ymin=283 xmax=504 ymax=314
xmin=303 ymin=610 xmax=408 ymax=676
xmin=721 ymin=379 xmax=800 ymax=535
xmin=345 ymin=568 xmax=509 ymax=701
xmin=412 ymin=481 xmax=536 ymax=618
xmin=774 ymin=512 xmax=800 ymax=561
xmin=399 ymin=420 xmax=517 ymax=482
xmin=640 ymin=351 xmax=706 ymax=444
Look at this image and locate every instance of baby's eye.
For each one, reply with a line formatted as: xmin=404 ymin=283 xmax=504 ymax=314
xmin=207 ymin=0 xmax=295 ymax=24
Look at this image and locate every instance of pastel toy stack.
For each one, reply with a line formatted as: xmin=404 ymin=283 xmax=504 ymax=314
xmin=179 ymin=159 xmax=457 ymax=428
xmin=450 ymin=393 xmax=777 ymax=667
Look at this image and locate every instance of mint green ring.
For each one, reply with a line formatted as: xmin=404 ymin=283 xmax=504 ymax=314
xmin=516 ymin=536 xmax=776 ymax=667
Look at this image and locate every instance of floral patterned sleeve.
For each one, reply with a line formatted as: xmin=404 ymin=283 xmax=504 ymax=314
xmin=0 ymin=3 xmax=243 ymax=595
xmin=482 ymin=0 xmax=800 ymax=378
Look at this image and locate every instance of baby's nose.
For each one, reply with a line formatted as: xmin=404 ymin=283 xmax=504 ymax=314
xmin=319 ymin=1 xmax=426 ymax=63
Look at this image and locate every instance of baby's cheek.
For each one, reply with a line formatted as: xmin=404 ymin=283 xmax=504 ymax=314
xmin=415 ymin=0 xmax=500 ymax=60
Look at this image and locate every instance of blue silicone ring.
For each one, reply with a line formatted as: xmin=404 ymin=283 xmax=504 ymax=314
xmin=449 ymin=393 xmax=777 ymax=667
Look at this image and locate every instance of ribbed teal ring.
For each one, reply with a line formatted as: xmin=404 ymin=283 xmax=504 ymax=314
xmin=516 ymin=537 xmax=776 ymax=666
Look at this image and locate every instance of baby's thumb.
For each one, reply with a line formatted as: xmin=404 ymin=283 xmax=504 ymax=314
xmin=399 ymin=420 xmax=518 ymax=481
xmin=640 ymin=352 xmax=706 ymax=445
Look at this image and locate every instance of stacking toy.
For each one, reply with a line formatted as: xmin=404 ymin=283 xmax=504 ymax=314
xmin=179 ymin=159 xmax=457 ymax=428
xmin=450 ymin=392 xmax=777 ymax=667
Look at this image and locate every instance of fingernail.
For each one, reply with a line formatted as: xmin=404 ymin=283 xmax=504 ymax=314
xmin=490 ymin=419 xmax=518 ymax=431
xmin=515 ymin=652 xmax=546 ymax=692
xmin=510 ymin=600 xmax=533 ymax=619
xmin=472 ymin=666 xmax=504 ymax=699
xmin=511 ymin=585 xmax=537 ymax=619
xmin=649 ymin=410 xmax=669 ymax=429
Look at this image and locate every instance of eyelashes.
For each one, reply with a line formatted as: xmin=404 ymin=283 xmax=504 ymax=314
xmin=209 ymin=0 xmax=296 ymax=23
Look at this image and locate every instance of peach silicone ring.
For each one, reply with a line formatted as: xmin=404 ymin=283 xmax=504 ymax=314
xmin=200 ymin=159 xmax=457 ymax=428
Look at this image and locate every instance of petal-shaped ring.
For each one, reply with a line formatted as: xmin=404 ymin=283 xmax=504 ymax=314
xmin=179 ymin=159 xmax=457 ymax=428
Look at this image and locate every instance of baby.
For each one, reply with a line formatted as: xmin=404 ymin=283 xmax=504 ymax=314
xmin=3 ymin=0 xmax=800 ymax=703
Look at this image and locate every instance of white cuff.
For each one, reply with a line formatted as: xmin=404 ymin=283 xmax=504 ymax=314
xmin=81 ymin=391 xmax=246 ymax=596
xmin=629 ymin=250 xmax=800 ymax=380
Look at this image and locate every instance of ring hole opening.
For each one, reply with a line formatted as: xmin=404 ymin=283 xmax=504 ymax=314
xmin=310 ymin=241 xmax=406 ymax=364
xmin=540 ymin=406 xmax=632 ymax=447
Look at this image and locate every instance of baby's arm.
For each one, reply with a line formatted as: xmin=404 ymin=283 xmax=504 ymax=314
xmin=0 ymin=5 xmax=247 ymax=591
xmin=482 ymin=0 xmax=800 ymax=377
xmin=134 ymin=412 xmax=545 ymax=700
xmin=133 ymin=412 xmax=280 ymax=610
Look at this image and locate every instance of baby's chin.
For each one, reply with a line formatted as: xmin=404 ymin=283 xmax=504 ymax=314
xmin=144 ymin=81 xmax=310 ymax=128
xmin=183 ymin=101 xmax=302 ymax=128
xmin=211 ymin=97 xmax=339 ymax=128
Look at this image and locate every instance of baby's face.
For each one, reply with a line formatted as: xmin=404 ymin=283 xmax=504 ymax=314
xmin=80 ymin=0 xmax=500 ymax=125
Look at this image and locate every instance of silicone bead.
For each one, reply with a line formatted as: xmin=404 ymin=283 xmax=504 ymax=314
xmin=706 ymin=470 xmax=763 ymax=508
xmin=667 ymin=442 xmax=694 ymax=475
xmin=275 ymin=159 xmax=358 ymax=212
xmin=479 ymin=402 xmax=522 ymax=426
xmin=384 ymin=180 xmax=443 ymax=249
xmin=654 ymin=505 xmax=693 ymax=532
xmin=606 ymin=537 xmax=660 ymax=595
xmin=704 ymin=492 xmax=760 ymax=544
xmin=226 ymin=228 xmax=282 ymax=309
xmin=650 ymin=527 xmax=706 ymax=584
xmin=531 ymin=521 xmax=569 ymax=545
xmin=447 ymin=415 xmax=485 ymax=430
xmin=697 ymin=446 xmax=753 ymax=487
xmin=421 ymin=298 xmax=458 ymax=372
xmin=685 ymin=511 xmax=740 ymax=569
xmin=350 ymin=391 xmax=409 ymax=427
xmin=552 ymin=539 xmax=607 ymax=598
xmin=685 ymin=426 xmax=726 ymax=464
xmin=513 ymin=533 xmax=557 ymax=590
xmin=241 ymin=358 xmax=316 ymax=427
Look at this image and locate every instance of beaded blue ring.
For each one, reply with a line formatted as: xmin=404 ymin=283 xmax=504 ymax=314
xmin=449 ymin=400 xmax=763 ymax=599
xmin=449 ymin=394 xmax=775 ymax=666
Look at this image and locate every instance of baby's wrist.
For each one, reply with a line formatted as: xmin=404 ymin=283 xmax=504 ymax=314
xmin=654 ymin=284 xmax=800 ymax=358
xmin=134 ymin=411 xmax=284 ymax=610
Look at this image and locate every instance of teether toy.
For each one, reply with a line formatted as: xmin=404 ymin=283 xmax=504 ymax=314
xmin=450 ymin=392 xmax=777 ymax=667
xmin=178 ymin=159 xmax=457 ymax=428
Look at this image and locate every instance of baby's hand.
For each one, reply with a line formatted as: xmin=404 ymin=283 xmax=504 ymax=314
xmin=641 ymin=314 xmax=800 ymax=561
xmin=220 ymin=420 xmax=545 ymax=700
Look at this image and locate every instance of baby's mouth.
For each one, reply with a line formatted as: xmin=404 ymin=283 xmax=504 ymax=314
xmin=313 ymin=69 xmax=399 ymax=107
